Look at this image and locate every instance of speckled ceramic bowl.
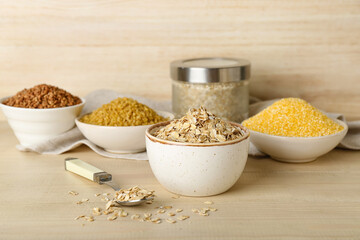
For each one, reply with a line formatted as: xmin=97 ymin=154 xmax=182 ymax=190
xmin=145 ymin=122 xmax=250 ymax=197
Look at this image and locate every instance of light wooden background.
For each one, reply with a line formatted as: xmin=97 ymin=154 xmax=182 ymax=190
xmin=1 ymin=0 xmax=360 ymax=120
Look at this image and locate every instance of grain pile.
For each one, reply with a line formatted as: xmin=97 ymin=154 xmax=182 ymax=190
xmin=242 ymin=98 xmax=344 ymax=137
xmin=80 ymin=97 xmax=166 ymax=126
xmin=68 ymin=188 xmax=219 ymax=225
xmin=154 ymin=106 xmax=245 ymax=143
xmin=2 ymin=84 xmax=81 ymax=108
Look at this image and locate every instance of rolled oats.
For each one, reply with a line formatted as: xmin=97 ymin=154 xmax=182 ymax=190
xmin=92 ymin=207 xmax=102 ymax=216
xmin=120 ymin=211 xmax=128 ymax=217
xmin=154 ymin=107 xmax=245 ymax=143
xmin=68 ymin=191 xmax=79 ymax=196
xmin=107 ymin=215 xmax=117 ymax=221
xmin=131 ymin=214 xmax=140 ymax=220
xmin=192 ymin=209 xmax=199 ymax=213
xmin=166 ymin=218 xmax=176 ymax=224
xmin=114 ymin=186 xmax=154 ymax=202
xmin=84 ymin=216 xmax=94 ymax=222
xmin=177 ymin=215 xmax=190 ymax=221
xmin=74 ymin=215 xmax=85 ymax=220
xmin=157 ymin=209 xmax=166 ymax=214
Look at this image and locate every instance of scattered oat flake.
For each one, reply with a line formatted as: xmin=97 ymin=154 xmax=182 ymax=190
xmin=151 ymin=217 xmax=161 ymax=222
xmin=192 ymin=209 xmax=199 ymax=213
xmin=105 ymin=200 xmax=116 ymax=210
xmin=103 ymin=209 xmax=115 ymax=215
xmin=199 ymin=212 xmax=209 ymax=216
xmin=166 ymin=218 xmax=176 ymax=224
xmin=172 ymin=195 xmax=180 ymax=199
xmin=178 ymin=215 xmax=190 ymax=221
xmin=94 ymin=193 xmax=101 ymax=197
xmin=84 ymin=216 xmax=94 ymax=222
xmin=82 ymin=198 xmax=89 ymax=202
xmin=204 ymin=201 xmax=213 ymax=205
xmin=164 ymin=206 xmax=172 ymax=209
xmin=103 ymin=193 xmax=110 ymax=196
xmin=176 ymin=209 xmax=183 ymax=213
xmin=167 ymin=212 xmax=176 ymax=216
xmin=74 ymin=215 xmax=85 ymax=220
xmin=92 ymin=207 xmax=102 ymax=216
xmin=131 ymin=214 xmax=140 ymax=220
xmin=120 ymin=211 xmax=128 ymax=217
xmin=201 ymin=208 xmax=210 ymax=213
xmin=68 ymin=191 xmax=79 ymax=196
xmin=107 ymin=215 xmax=117 ymax=221
xmin=76 ymin=201 xmax=83 ymax=205
xmin=209 ymin=207 xmax=217 ymax=212
xmin=157 ymin=209 xmax=166 ymax=214
xmin=144 ymin=213 xmax=152 ymax=218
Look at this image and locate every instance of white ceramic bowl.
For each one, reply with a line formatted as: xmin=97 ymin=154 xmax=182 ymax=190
xmin=145 ymin=122 xmax=250 ymax=197
xmin=75 ymin=111 xmax=174 ymax=154
xmin=248 ymin=119 xmax=348 ymax=163
xmin=0 ymin=97 xmax=85 ymax=147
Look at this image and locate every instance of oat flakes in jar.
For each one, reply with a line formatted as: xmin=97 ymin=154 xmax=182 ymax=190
xmin=171 ymin=57 xmax=251 ymax=123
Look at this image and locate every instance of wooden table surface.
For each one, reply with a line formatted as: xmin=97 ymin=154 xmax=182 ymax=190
xmin=1 ymin=120 xmax=360 ymax=240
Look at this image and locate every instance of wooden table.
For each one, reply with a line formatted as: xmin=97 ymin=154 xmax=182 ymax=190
xmin=1 ymin=121 xmax=359 ymax=240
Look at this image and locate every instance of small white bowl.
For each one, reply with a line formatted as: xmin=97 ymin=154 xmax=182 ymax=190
xmin=0 ymin=97 xmax=85 ymax=147
xmin=145 ymin=122 xmax=250 ymax=197
xmin=75 ymin=111 xmax=174 ymax=154
xmin=248 ymin=119 xmax=348 ymax=163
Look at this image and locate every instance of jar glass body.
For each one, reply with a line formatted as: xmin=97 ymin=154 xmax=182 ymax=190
xmin=172 ymin=80 xmax=249 ymax=123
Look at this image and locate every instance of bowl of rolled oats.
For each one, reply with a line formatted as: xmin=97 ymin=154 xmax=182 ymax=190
xmin=145 ymin=107 xmax=250 ymax=197
xmin=0 ymin=84 xmax=84 ymax=147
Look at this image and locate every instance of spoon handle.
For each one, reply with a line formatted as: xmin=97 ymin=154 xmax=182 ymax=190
xmin=65 ymin=157 xmax=112 ymax=184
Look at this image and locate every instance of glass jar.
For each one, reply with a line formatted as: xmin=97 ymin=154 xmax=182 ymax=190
xmin=171 ymin=57 xmax=251 ymax=123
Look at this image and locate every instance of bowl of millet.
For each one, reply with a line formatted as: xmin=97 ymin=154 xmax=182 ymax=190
xmin=75 ymin=97 xmax=174 ymax=153
xmin=0 ymin=84 xmax=85 ymax=146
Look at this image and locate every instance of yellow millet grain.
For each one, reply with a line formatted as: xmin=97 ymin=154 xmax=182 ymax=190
xmin=242 ymin=98 xmax=344 ymax=137
xmin=80 ymin=97 xmax=166 ymax=126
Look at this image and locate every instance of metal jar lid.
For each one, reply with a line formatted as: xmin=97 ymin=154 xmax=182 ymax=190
xmin=170 ymin=57 xmax=251 ymax=83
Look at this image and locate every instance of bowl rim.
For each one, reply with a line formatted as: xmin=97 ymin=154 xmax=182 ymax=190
xmin=0 ymin=96 xmax=85 ymax=111
xmin=247 ymin=118 xmax=348 ymax=140
xmin=145 ymin=121 xmax=250 ymax=147
xmin=75 ymin=110 xmax=175 ymax=129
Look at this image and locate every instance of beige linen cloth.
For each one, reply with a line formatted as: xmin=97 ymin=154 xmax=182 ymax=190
xmin=17 ymin=90 xmax=360 ymax=159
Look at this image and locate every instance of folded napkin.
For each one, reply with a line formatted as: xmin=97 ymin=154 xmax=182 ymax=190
xmin=17 ymin=90 xmax=360 ymax=159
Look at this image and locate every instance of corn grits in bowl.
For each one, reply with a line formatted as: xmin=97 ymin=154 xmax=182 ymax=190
xmin=242 ymin=98 xmax=348 ymax=162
